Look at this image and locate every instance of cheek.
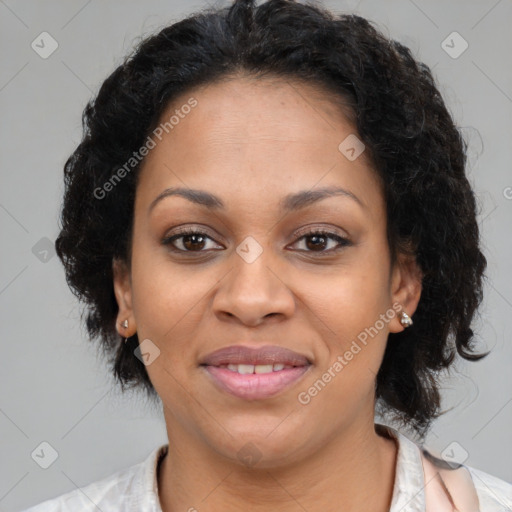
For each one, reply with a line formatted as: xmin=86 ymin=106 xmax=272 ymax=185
xmin=129 ymin=243 xmax=214 ymax=359
xmin=297 ymin=253 xmax=391 ymax=343
xmin=297 ymin=275 xmax=390 ymax=422
xmin=293 ymin=246 xmax=391 ymax=393
xmin=129 ymin=254 xmax=214 ymax=401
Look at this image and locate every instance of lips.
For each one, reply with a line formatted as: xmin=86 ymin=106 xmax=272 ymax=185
xmin=200 ymin=345 xmax=312 ymax=367
xmin=200 ymin=345 xmax=312 ymax=400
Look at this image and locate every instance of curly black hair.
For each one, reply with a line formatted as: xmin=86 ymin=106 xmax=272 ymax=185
xmin=55 ymin=0 xmax=488 ymax=438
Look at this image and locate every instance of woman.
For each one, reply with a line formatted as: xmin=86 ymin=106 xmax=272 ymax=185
xmin=23 ymin=0 xmax=511 ymax=510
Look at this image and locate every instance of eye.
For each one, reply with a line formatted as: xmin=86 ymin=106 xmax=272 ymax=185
xmin=162 ymin=227 xmax=223 ymax=253
xmin=289 ymin=228 xmax=352 ymax=254
xmin=162 ymin=226 xmax=352 ymax=255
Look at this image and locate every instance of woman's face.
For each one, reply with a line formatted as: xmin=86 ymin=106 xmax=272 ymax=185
xmin=114 ymin=76 xmax=421 ymax=466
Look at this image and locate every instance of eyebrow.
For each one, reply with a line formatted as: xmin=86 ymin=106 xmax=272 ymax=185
xmin=148 ymin=185 xmax=366 ymax=214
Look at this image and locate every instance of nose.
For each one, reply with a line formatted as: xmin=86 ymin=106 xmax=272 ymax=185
xmin=212 ymin=248 xmax=296 ymax=327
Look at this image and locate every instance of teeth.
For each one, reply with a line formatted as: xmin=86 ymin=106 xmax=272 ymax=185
xmin=255 ymin=364 xmax=274 ymax=374
xmin=237 ymin=364 xmax=254 ymax=374
xmin=224 ymin=363 xmax=294 ymax=374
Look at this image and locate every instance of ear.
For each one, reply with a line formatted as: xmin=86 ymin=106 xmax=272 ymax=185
xmin=112 ymin=258 xmax=136 ymax=337
xmin=388 ymin=251 xmax=422 ymax=334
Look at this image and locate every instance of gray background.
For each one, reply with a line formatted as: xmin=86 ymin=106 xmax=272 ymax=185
xmin=1 ymin=0 xmax=511 ymax=510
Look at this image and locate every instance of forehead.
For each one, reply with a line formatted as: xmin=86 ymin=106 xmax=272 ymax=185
xmin=136 ymin=76 xmax=384 ymax=219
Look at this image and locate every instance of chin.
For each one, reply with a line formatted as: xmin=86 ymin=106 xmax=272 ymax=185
xmin=205 ymin=420 xmax=309 ymax=469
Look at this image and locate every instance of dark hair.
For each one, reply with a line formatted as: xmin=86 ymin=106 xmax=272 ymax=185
xmin=55 ymin=0 xmax=488 ymax=438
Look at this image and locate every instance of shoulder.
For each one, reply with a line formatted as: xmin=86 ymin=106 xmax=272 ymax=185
xmin=20 ymin=444 xmax=168 ymax=512
xmin=420 ymin=443 xmax=512 ymax=511
xmin=465 ymin=464 xmax=512 ymax=511
xmin=377 ymin=423 xmax=512 ymax=512
xmin=20 ymin=465 xmax=141 ymax=512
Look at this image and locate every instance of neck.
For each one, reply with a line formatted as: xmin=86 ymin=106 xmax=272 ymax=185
xmin=157 ymin=418 xmax=398 ymax=512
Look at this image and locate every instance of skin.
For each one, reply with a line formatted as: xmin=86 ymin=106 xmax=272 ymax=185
xmin=113 ymin=75 xmax=422 ymax=512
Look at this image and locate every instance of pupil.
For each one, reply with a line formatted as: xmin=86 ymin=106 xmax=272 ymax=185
xmin=306 ymin=235 xmax=326 ymax=251
xmin=184 ymin=234 xmax=205 ymax=250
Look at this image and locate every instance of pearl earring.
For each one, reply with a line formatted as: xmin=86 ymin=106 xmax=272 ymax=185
xmin=400 ymin=311 xmax=413 ymax=327
xmin=120 ymin=319 xmax=130 ymax=343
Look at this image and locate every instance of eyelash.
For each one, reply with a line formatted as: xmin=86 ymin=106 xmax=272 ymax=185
xmin=161 ymin=226 xmax=352 ymax=256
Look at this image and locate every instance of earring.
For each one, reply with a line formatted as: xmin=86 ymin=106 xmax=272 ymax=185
xmin=400 ymin=311 xmax=413 ymax=328
xmin=120 ymin=319 xmax=130 ymax=343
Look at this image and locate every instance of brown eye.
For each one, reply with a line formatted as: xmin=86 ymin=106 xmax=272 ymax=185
xmin=291 ymin=230 xmax=352 ymax=254
xmin=162 ymin=229 xmax=223 ymax=253
xmin=179 ymin=233 xmax=207 ymax=251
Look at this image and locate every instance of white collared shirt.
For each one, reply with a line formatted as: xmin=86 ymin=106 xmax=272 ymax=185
xmin=22 ymin=424 xmax=512 ymax=511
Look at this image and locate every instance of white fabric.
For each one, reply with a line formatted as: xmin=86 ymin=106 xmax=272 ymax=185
xmin=22 ymin=424 xmax=512 ymax=511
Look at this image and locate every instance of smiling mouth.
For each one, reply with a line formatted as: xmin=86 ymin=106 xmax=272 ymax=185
xmin=199 ymin=344 xmax=312 ymax=399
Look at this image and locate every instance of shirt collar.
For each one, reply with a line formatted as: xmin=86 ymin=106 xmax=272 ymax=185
xmin=135 ymin=442 xmax=167 ymax=511
xmin=376 ymin=423 xmax=427 ymax=511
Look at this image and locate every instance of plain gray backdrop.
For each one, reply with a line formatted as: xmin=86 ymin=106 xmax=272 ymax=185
xmin=1 ymin=0 xmax=511 ymax=510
